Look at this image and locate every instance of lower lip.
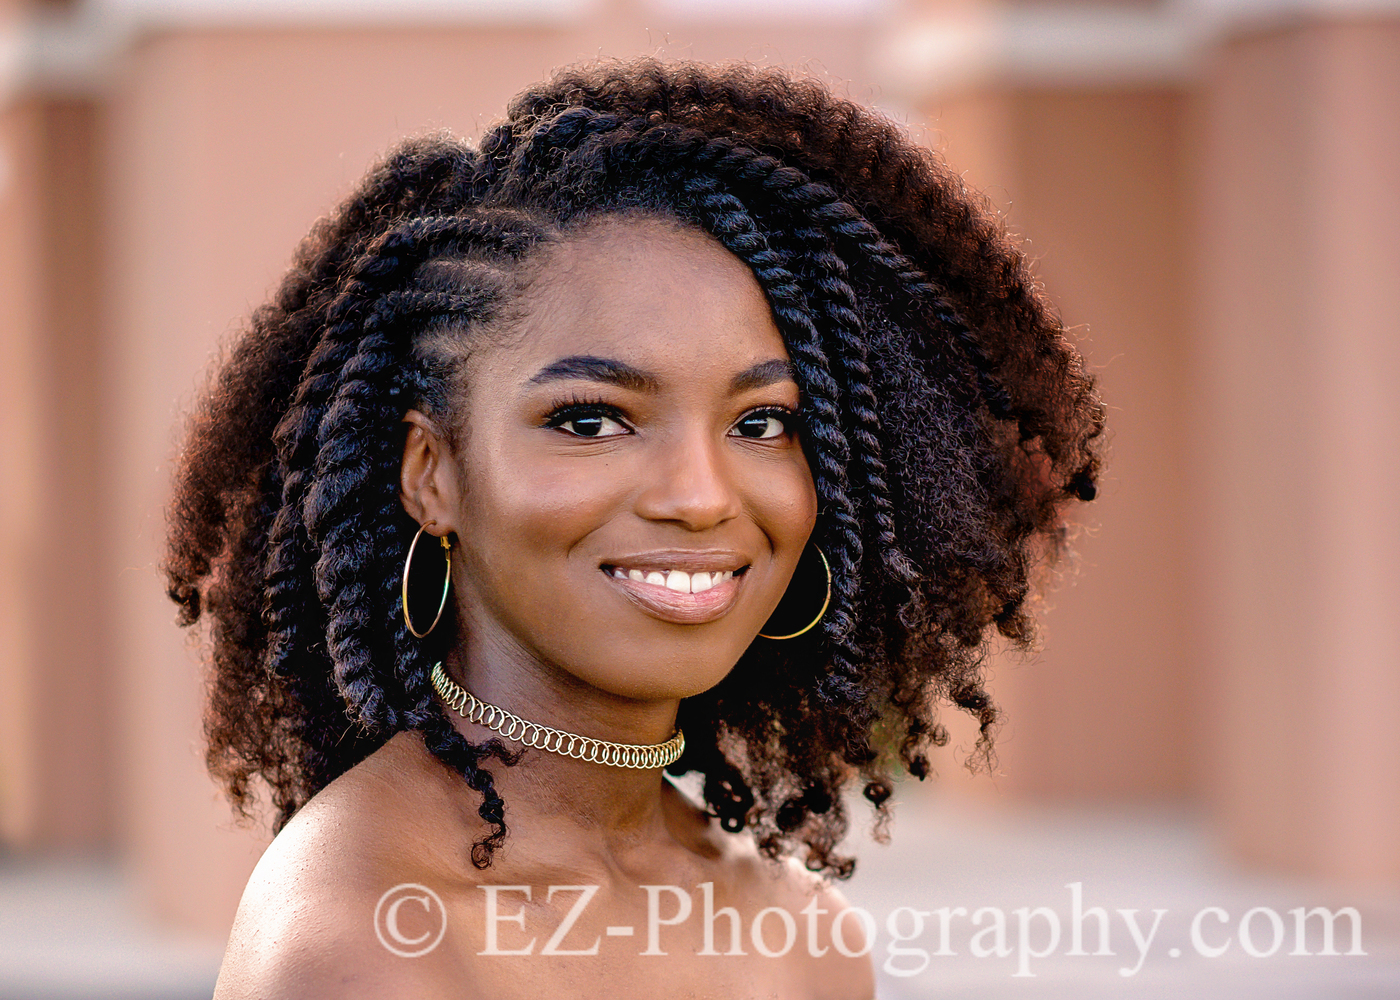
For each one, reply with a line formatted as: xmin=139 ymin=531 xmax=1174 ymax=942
xmin=603 ymin=570 xmax=745 ymax=625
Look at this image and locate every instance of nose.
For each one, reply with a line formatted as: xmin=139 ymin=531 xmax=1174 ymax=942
xmin=634 ymin=427 xmax=742 ymax=531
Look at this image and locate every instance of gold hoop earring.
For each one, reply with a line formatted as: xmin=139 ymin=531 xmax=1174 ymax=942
xmin=402 ymin=520 xmax=452 ymax=639
xmin=758 ymin=545 xmax=831 ymax=640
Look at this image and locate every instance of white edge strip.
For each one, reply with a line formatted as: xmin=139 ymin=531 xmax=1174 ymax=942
xmin=883 ymin=10 xmax=1200 ymax=96
xmin=0 ymin=0 xmax=596 ymax=102
xmin=646 ymin=0 xmax=895 ymax=22
xmin=6 ymin=0 xmax=1400 ymax=104
xmin=101 ymin=0 xmax=595 ymax=25
xmin=882 ymin=0 xmax=1400 ymax=96
xmin=1183 ymin=0 xmax=1400 ymax=31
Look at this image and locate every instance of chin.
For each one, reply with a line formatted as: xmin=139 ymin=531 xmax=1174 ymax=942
xmin=569 ymin=653 xmax=739 ymax=703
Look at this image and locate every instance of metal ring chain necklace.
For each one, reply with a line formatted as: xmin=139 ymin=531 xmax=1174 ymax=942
xmin=429 ymin=662 xmax=685 ymax=770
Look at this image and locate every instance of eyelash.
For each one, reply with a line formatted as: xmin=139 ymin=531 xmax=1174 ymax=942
xmin=542 ymin=397 xmax=630 ymax=436
xmin=732 ymin=406 xmax=799 ymax=440
xmin=541 ymin=398 xmax=799 ymax=439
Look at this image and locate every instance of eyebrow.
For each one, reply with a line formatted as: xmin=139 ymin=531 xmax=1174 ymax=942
xmin=730 ymin=359 xmax=796 ymax=393
xmin=526 ymin=355 xmax=797 ymax=394
xmin=528 ymin=356 xmax=659 ymax=392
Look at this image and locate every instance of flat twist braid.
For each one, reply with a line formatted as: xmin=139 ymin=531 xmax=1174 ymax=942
xmin=259 ymin=213 xmax=544 ymax=849
xmin=515 ymin=61 xmax=1104 ymax=446
xmin=170 ymin=60 xmax=1106 ymax=880
xmin=499 ymin=71 xmax=1104 ymax=490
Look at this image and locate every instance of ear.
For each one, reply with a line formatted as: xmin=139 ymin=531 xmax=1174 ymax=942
xmin=400 ymin=409 xmax=461 ymax=536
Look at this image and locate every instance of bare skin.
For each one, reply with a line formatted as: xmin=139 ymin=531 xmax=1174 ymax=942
xmin=214 ymin=218 xmax=875 ymax=999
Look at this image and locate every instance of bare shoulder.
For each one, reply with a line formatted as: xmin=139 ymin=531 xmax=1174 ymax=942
xmin=662 ymin=783 xmax=875 ymax=999
xmin=213 ymin=733 xmax=473 ymax=1000
xmin=690 ymin=829 xmax=875 ymax=998
xmin=776 ymin=858 xmax=877 ymax=1000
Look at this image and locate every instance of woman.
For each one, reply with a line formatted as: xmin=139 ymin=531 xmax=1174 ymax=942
xmin=166 ymin=59 xmax=1104 ymax=998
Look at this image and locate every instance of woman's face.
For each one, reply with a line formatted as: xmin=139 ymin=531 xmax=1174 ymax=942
xmin=409 ymin=217 xmax=817 ymax=704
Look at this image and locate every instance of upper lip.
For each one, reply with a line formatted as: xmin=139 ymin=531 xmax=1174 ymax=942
xmin=600 ymin=549 xmax=750 ymax=574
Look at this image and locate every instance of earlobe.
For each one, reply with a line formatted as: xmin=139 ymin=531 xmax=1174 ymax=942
xmin=400 ymin=410 xmax=458 ymax=532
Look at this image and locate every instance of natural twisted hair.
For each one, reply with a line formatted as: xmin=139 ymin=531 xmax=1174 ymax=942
xmin=166 ymin=59 xmax=1104 ymax=877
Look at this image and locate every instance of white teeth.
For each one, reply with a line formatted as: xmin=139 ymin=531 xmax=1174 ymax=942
xmin=612 ymin=566 xmax=739 ymax=593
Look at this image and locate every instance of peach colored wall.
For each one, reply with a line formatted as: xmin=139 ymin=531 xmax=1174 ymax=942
xmin=920 ymin=87 xmax=1193 ymax=801
xmin=1000 ymin=88 xmax=1193 ymax=800
xmin=0 ymin=98 xmax=113 ymax=850
xmin=1196 ymin=20 xmax=1400 ymax=881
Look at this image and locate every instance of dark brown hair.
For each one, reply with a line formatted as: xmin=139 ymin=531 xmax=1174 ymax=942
xmin=165 ymin=59 xmax=1104 ymax=877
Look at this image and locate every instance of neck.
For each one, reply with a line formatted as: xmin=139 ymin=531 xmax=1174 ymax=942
xmin=434 ymin=665 xmax=683 ymax=770
xmin=438 ymin=639 xmax=685 ymax=840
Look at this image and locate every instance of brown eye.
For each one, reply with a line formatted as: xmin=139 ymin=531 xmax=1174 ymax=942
xmin=730 ymin=410 xmax=791 ymax=440
xmin=545 ymin=404 xmax=631 ymax=438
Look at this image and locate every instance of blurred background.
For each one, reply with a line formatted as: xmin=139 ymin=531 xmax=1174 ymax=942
xmin=1 ymin=0 xmax=1397 ymax=997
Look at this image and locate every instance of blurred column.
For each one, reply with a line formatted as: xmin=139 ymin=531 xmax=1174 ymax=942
xmin=0 ymin=0 xmax=115 ymax=852
xmin=0 ymin=97 xmax=46 ymax=850
xmin=989 ymin=86 xmax=1194 ymax=803
xmin=891 ymin=3 xmax=1196 ymax=803
xmin=1195 ymin=16 xmax=1400 ymax=880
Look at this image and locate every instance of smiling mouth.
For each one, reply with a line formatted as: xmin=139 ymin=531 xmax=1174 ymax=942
xmin=600 ymin=563 xmax=750 ymax=624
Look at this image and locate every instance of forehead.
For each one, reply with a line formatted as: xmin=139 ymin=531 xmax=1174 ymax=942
xmin=484 ymin=216 xmax=789 ymax=380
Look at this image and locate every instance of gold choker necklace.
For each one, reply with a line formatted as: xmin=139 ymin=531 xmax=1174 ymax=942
xmin=430 ymin=662 xmax=685 ymax=770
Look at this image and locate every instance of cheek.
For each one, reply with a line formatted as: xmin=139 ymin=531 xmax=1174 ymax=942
xmin=760 ymin=458 xmax=819 ymax=549
xmin=452 ymin=454 xmax=619 ymax=642
xmin=461 ymin=450 xmax=624 ymax=564
xmin=741 ymin=455 xmax=819 ymax=612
